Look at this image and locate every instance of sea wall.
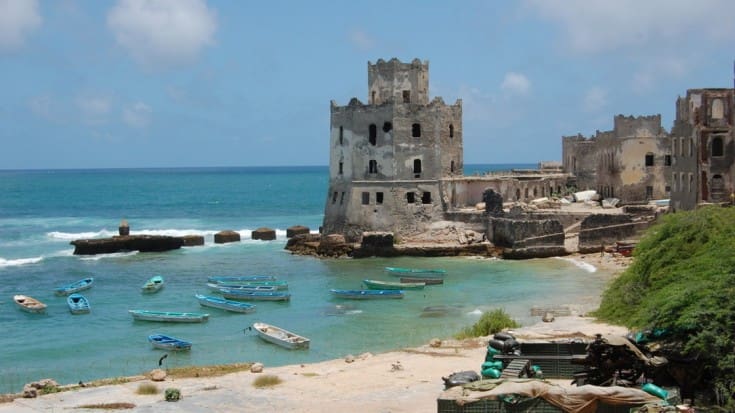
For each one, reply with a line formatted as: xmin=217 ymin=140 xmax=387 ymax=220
xmin=578 ymin=214 xmax=636 ymax=253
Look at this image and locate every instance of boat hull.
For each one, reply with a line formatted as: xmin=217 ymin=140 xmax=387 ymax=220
xmin=211 ymin=280 xmax=289 ymax=290
xmin=67 ymin=293 xmax=91 ymax=314
xmin=195 ymin=294 xmax=257 ymax=313
xmin=208 ymin=275 xmax=276 ymax=283
xmin=13 ymin=295 xmax=47 ymax=313
xmin=141 ymin=276 xmax=164 ymax=294
xmin=129 ymin=310 xmax=209 ymax=323
xmin=54 ymin=277 xmax=94 ymax=296
xmin=252 ymin=322 xmax=309 ymax=350
xmin=385 ymin=266 xmax=446 ymax=278
xmin=221 ymin=290 xmax=291 ymax=301
xmin=400 ymin=277 xmax=444 ymax=285
xmin=207 ymin=283 xmax=278 ymax=293
xmin=148 ymin=334 xmax=192 ymax=351
xmin=330 ymin=289 xmax=404 ymax=299
xmin=363 ymin=279 xmax=424 ymax=290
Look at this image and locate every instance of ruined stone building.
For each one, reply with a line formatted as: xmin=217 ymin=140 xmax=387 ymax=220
xmin=562 ymin=115 xmax=672 ymax=204
xmin=669 ymin=88 xmax=735 ymax=211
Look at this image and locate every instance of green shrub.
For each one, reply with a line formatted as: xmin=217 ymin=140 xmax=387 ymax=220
xmin=164 ymin=388 xmax=181 ymax=402
xmin=252 ymin=375 xmax=282 ymax=388
xmin=136 ymin=383 xmax=158 ymax=395
xmin=455 ymin=308 xmax=519 ymax=339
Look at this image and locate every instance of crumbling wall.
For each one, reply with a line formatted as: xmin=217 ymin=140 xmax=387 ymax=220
xmin=578 ymin=214 xmax=636 ymax=253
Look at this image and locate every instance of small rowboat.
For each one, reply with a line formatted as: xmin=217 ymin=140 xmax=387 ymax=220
xmin=148 ymin=334 xmax=192 ymax=351
xmin=330 ymin=289 xmax=404 ymax=299
xmin=207 ymin=275 xmax=276 ymax=283
xmin=400 ymin=276 xmax=444 ymax=285
xmin=385 ymin=266 xmax=446 ymax=277
xmin=129 ymin=309 xmax=209 ymax=323
xmin=207 ymin=282 xmax=278 ymax=293
xmin=141 ymin=275 xmax=164 ymax=294
xmin=67 ymin=293 xmax=90 ymax=314
xmin=363 ymin=279 xmax=425 ymax=290
xmin=54 ymin=277 xmax=94 ymax=296
xmin=211 ymin=280 xmax=289 ymax=290
xmin=195 ymin=294 xmax=257 ymax=313
xmin=13 ymin=295 xmax=47 ymax=313
xmin=220 ymin=289 xmax=291 ymax=302
xmin=250 ymin=322 xmax=309 ymax=349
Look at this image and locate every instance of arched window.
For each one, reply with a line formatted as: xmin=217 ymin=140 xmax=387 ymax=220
xmin=413 ymin=159 xmax=422 ymax=175
xmin=369 ymin=124 xmax=377 ymax=145
xmin=449 ymin=124 xmax=454 ymax=138
xmin=412 ymin=123 xmax=421 ymax=138
xmin=450 ymin=160 xmax=455 ymax=173
xmin=712 ymin=98 xmax=724 ymax=119
xmin=712 ymin=136 xmax=724 ymax=157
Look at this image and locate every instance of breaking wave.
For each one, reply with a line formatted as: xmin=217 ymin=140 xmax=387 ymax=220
xmin=555 ymin=257 xmax=597 ymax=273
xmin=0 ymin=256 xmax=44 ymax=267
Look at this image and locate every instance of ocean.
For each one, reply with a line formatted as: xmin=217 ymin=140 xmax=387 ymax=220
xmin=0 ymin=165 xmax=614 ymax=394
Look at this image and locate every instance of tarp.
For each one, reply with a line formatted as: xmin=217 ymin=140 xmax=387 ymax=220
xmin=439 ymin=379 xmax=663 ymax=413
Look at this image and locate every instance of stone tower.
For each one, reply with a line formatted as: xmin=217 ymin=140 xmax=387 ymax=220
xmin=322 ymin=58 xmax=463 ymax=241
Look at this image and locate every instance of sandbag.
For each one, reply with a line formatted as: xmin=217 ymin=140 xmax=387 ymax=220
xmin=442 ymin=370 xmax=481 ymax=389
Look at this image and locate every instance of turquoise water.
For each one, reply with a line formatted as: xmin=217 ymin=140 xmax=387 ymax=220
xmin=0 ymin=165 xmax=614 ymax=393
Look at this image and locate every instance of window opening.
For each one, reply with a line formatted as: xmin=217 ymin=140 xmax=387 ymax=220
xmin=382 ymin=122 xmax=392 ymax=133
xmin=422 ymin=192 xmax=431 ymax=204
xmin=376 ymin=192 xmax=383 ymax=204
xmin=338 ymin=162 xmax=343 ymax=175
xmin=712 ymin=136 xmax=724 ymax=157
xmin=402 ymin=90 xmax=410 ymax=103
xmin=664 ymin=155 xmax=671 ymax=166
xmin=339 ymin=126 xmax=343 ymax=145
xmin=369 ymin=124 xmax=377 ymax=145
xmin=339 ymin=192 xmax=345 ymax=205
xmin=332 ymin=191 xmax=337 ymax=204
xmin=646 ymin=186 xmax=653 ymax=200
xmin=449 ymin=124 xmax=454 ymax=138
xmin=369 ymin=159 xmax=378 ymax=174
xmin=406 ymin=192 xmax=415 ymax=204
xmin=450 ymin=160 xmax=455 ymax=173
xmin=413 ymin=159 xmax=422 ymax=177
xmin=361 ymin=192 xmax=369 ymax=205
xmin=371 ymin=91 xmax=376 ymax=104
xmin=645 ymin=153 xmax=654 ymax=167
xmin=412 ymin=123 xmax=421 ymax=138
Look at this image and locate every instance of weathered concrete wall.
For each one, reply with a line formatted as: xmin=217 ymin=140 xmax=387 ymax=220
xmin=441 ymin=174 xmax=569 ymax=209
xmin=578 ymin=214 xmax=636 ymax=252
xmin=490 ymin=217 xmax=564 ymax=249
xmin=368 ymin=58 xmax=429 ymax=105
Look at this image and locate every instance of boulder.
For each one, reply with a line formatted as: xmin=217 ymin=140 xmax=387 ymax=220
xmin=181 ymin=235 xmax=204 ymax=246
xmin=286 ymin=225 xmax=310 ymax=238
xmin=214 ymin=230 xmax=240 ymax=244
xmin=429 ymin=338 xmax=442 ymax=348
xmin=118 ymin=219 xmax=130 ymax=236
xmin=71 ymin=235 xmax=183 ymax=255
xmin=250 ymin=362 xmax=264 ymax=373
xmin=252 ymin=227 xmax=276 ymax=241
xmin=317 ymin=234 xmax=352 ymax=257
xmin=150 ymin=369 xmax=167 ymax=381
xmin=344 ymin=354 xmax=355 ymax=363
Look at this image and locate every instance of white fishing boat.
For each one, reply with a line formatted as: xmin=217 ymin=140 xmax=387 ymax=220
xmin=250 ymin=322 xmax=309 ymax=350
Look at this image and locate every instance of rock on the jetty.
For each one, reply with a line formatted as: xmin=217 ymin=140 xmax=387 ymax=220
xmin=542 ymin=312 xmax=555 ymax=323
xmin=429 ymin=338 xmax=442 ymax=348
xmin=214 ymin=230 xmax=240 ymax=244
xmin=344 ymin=354 xmax=355 ymax=363
xmin=150 ymin=369 xmax=167 ymax=381
xmin=118 ymin=219 xmax=130 ymax=236
xmin=71 ymin=235 xmax=183 ymax=255
xmin=252 ymin=227 xmax=276 ymax=241
xmin=22 ymin=378 xmax=59 ymax=398
xmin=250 ymin=362 xmax=264 ymax=373
xmin=181 ymin=235 xmax=204 ymax=246
xmin=317 ymin=234 xmax=352 ymax=257
xmin=286 ymin=225 xmax=310 ymax=238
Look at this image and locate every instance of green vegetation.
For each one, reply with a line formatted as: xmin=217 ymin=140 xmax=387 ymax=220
xmin=252 ymin=375 xmax=282 ymax=388
xmin=164 ymin=388 xmax=181 ymax=402
xmin=166 ymin=363 xmax=252 ymax=379
xmin=594 ymin=206 xmax=735 ymax=404
xmin=455 ymin=308 xmax=519 ymax=340
xmin=74 ymin=403 xmax=135 ymax=410
xmin=135 ymin=383 xmax=159 ymax=395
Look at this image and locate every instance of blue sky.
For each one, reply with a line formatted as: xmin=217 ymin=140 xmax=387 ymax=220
xmin=1 ymin=0 xmax=734 ymax=169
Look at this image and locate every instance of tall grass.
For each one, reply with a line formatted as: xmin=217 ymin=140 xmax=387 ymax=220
xmin=455 ymin=308 xmax=519 ymax=339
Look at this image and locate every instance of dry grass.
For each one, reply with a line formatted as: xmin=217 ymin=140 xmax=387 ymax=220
xmin=252 ymin=375 xmax=282 ymax=388
xmin=166 ymin=363 xmax=252 ymax=379
xmin=74 ymin=402 xmax=136 ymax=409
xmin=135 ymin=383 xmax=159 ymax=395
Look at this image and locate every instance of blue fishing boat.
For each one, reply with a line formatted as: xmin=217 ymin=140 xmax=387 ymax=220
xmin=148 ymin=334 xmax=192 ymax=351
xmin=141 ymin=275 xmax=164 ymax=294
xmin=207 ymin=275 xmax=276 ymax=283
xmin=330 ymin=289 xmax=404 ymax=299
xmin=194 ymin=294 xmax=257 ymax=313
xmin=67 ymin=293 xmax=90 ymax=314
xmin=210 ymin=280 xmax=289 ymax=290
xmin=129 ymin=309 xmax=209 ymax=323
xmin=54 ymin=277 xmax=94 ymax=296
xmin=363 ymin=279 xmax=425 ymax=290
xmin=220 ymin=289 xmax=291 ymax=302
xmin=207 ymin=282 xmax=278 ymax=293
xmin=385 ymin=267 xmax=446 ymax=277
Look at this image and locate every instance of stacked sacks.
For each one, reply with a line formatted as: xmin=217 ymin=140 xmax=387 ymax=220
xmin=481 ymin=332 xmax=543 ymax=379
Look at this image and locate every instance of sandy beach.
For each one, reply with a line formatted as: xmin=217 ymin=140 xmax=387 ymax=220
xmin=1 ymin=253 xmax=631 ymax=413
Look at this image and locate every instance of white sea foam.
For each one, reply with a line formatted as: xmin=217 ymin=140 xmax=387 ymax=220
xmin=48 ymin=230 xmax=116 ymax=240
xmin=555 ymin=257 xmax=597 ymax=273
xmin=0 ymin=256 xmax=44 ymax=267
xmin=78 ymin=251 xmax=138 ymax=261
xmin=467 ymin=308 xmax=483 ymax=316
xmin=132 ymin=229 xmax=218 ymax=237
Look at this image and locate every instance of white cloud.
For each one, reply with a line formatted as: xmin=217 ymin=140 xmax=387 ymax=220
xmin=123 ymin=102 xmax=152 ymax=128
xmin=500 ymin=72 xmax=531 ymax=95
xmin=525 ymin=0 xmax=735 ymax=53
xmin=0 ymin=0 xmax=42 ymax=52
xmin=77 ymin=96 xmax=111 ymax=124
xmin=349 ymin=28 xmax=374 ymax=51
xmin=583 ymin=87 xmax=607 ymax=113
xmin=107 ymin=0 xmax=217 ymax=69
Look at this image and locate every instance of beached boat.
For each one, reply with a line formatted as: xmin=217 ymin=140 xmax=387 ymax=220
xmin=194 ymin=294 xmax=257 ymax=313
xmin=251 ymin=322 xmax=309 ymax=349
xmin=399 ymin=276 xmax=444 ymax=285
xmin=206 ymin=282 xmax=278 ymax=293
xmin=385 ymin=266 xmax=446 ymax=277
xmin=13 ymin=294 xmax=47 ymax=313
xmin=141 ymin=275 xmax=164 ymax=294
xmin=220 ymin=289 xmax=291 ymax=301
xmin=207 ymin=275 xmax=276 ymax=283
xmin=330 ymin=289 xmax=404 ymax=299
xmin=129 ymin=309 xmax=209 ymax=323
xmin=211 ymin=280 xmax=289 ymax=290
xmin=363 ymin=279 xmax=425 ymax=290
xmin=67 ymin=293 xmax=90 ymax=314
xmin=54 ymin=277 xmax=94 ymax=296
xmin=148 ymin=334 xmax=192 ymax=351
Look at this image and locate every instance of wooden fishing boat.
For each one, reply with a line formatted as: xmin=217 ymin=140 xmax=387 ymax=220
xmin=400 ymin=276 xmax=444 ymax=285
xmin=67 ymin=293 xmax=90 ymax=314
xmin=13 ymin=294 xmax=47 ymax=313
xmin=129 ymin=309 xmax=209 ymax=323
xmin=207 ymin=275 xmax=276 ymax=283
xmin=385 ymin=266 xmax=446 ymax=277
xmin=330 ymin=289 xmax=404 ymax=299
xmin=141 ymin=275 xmax=164 ymax=294
xmin=207 ymin=282 xmax=278 ymax=293
xmin=363 ymin=279 xmax=425 ymax=290
xmin=220 ymin=289 xmax=291 ymax=301
xmin=210 ymin=280 xmax=289 ymax=290
xmin=194 ymin=294 xmax=257 ymax=313
xmin=54 ymin=277 xmax=94 ymax=296
xmin=148 ymin=334 xmax=192 ymax=351
xmin=251 ymin=322 xmax=309 ymax=349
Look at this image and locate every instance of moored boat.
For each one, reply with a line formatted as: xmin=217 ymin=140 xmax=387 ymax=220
xmin=210 ymin=280 xmax=289 ymax=290
xmin=207 ymin=275 xmax=276 ymax=283
xmin=250 ymin=322 xmax=309 ymax=349
xmin=385 ymin=266 xmax=446 ymax=277
xmin=220 ymin=289 xmax=291 ymax=301
xmin=13 ymin=294 xmax=47 ymax=313
xmin=54 ymin=277 xmax=94 ymax=296
xmin=195 ymin=294 xmax=257 ymax=313
xmin=148 ymin=334 xmax=192 ymax=351
xmin=363 ymin=279 xmax=425 ymax=290
xmin=67 ymin=293 xmax=91 ymax=314
xmin=129 ymin=309 xmax=209 ymax=323
xmin=330 ymin=289 xmax=404 ymax=299
xmin=141 ymin=275 xmax=164 ymax=294
xmin=207 ymin=282 xmax=278 ymax=293
xmin=400 ymin=276 xmax=444 ymax=285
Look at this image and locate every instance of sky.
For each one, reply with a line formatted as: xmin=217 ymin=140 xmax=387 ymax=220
xmin=1 ymin=0 xmax=735 ymax=169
